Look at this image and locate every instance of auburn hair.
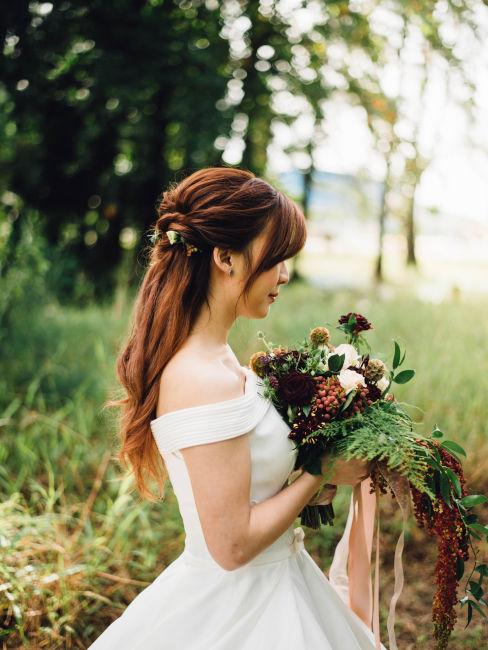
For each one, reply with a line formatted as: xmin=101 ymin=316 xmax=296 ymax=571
xmin=106 ymin=166 xmax=306 ymax=499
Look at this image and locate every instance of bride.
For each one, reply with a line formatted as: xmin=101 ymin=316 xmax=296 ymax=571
xmin=89 ymin=166 xmax=386 ymax=649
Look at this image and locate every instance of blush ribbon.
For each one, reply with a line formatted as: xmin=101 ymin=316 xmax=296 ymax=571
xmin=328 ymin=467 xmax=411 ymax=650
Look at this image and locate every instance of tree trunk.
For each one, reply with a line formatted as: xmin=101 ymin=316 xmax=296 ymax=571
xmin=374 ymin=178 xmax=387 ymax=283
xmin=405 ymin=193 xmax=417 ymax=266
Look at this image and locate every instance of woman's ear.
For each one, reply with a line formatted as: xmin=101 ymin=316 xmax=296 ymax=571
xmin=212 ymin=246 xmax=234 ymax=276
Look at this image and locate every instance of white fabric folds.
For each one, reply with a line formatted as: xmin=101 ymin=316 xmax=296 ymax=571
xmin=89 ymin=365 xmax=387 ymax=650
xmin=150 ymin=366 xmax=269 ymax=454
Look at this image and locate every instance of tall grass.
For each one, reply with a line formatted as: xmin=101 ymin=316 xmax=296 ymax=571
xmin=1 ymin=280 xmax=487 ymax=647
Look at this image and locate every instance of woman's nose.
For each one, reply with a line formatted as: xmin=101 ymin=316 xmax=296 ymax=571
xmin=279 ymin=261 xmax=289 ymax=284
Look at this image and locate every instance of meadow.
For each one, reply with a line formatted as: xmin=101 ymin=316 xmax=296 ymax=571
xmin=1 ymin=280 xmax=487 ymax=648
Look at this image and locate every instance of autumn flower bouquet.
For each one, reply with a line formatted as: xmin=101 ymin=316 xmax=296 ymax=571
xmin=249 ymin=313 xmax=487 ymax=650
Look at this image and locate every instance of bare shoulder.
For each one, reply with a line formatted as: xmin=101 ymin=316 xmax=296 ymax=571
xmin=156 ymin=353 xmax=246 ymax=418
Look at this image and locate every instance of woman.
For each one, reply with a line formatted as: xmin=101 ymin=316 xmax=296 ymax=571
xmin=90 ymin=167 xmax=386 ymax=649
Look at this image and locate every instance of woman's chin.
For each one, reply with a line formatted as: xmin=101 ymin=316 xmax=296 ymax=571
xmin=253 ymin=304 xmax=270 ymax=319
xmin=243 ymin=300 xmax=274 ymax=319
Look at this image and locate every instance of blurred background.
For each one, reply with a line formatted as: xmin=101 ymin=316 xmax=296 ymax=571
xmin=1 ymin=1 xmax=487 ymax=648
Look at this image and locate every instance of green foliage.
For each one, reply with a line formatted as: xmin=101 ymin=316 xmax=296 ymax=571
xmin=317 ymin=401 xmax=432 ymax=495
xmin=0 ymin=210 xmax=51 ymax=340
xmin=2 ymin=0 xmax=479 ymax=303
xmin=0 ymin=484 xmax=182 ymax=648
xmin=1 ymin=279 xmax=488 ymax=646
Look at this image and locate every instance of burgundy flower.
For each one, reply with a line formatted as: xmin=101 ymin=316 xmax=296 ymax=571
xmin=268 ymin=375 xmax=279 ymax=390
xmin=278 ymin=370 xmax=316 ymax=406
xmin=338 ymin=312 xmax=373 ymax=336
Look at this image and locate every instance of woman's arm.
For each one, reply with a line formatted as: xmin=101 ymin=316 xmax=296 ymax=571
xmin=183 ymin=435 xmax=324 ymax=570
xmin=178 ymin=366 xmax=369 ymax=571
xmin=183 ymin=432 xmax=370 ymax=571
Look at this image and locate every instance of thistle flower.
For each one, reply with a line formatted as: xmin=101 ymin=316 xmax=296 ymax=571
xmin=271 ymin=346 xmax=289 ymax=356
xmin=365 ymin=358 xmax=387 ymax=383
xmin=310 ymin=327 xmax=330 ymax=347
xmin=249 ymin=351 xmax=269 ymax=378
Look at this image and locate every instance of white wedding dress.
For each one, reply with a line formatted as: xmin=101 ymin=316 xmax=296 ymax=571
xmin=89 ymin=366 xmax=387 ymax=649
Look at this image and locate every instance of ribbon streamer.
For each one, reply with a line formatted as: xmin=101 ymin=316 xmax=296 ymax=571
xmin=328 ymin=467 xmax=411 ymax=650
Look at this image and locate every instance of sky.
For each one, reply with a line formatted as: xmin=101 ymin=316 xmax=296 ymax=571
xmin=260 ymin=2 xmax=488 ymax=226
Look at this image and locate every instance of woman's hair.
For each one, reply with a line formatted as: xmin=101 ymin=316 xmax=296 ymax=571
xmin=107 ymin=166 xmax=306 ymax=499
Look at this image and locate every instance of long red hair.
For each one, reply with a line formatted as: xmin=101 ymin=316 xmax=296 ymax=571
xmin=106 ymin=166 xmax=306 ymax=499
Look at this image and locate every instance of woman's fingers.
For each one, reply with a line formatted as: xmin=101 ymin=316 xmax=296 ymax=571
xmin=307 ymin=484 xmax=337 ymax=506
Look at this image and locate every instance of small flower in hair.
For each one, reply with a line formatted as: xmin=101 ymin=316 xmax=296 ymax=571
xmin=166 ymin=229 xmax=183 ymax=245
xmin=166 ymin=229 xmax=201 ymax=256
xmin=148 ymin=228 xmax=162 ymax=245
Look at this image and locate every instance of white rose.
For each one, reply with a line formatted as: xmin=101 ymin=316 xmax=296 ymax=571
xmin=332 ymin=343 xmax=361 ymax=370
xmin=338 ymin=369 xmax=366 ymax=395
xmin=377 ymin=376 xmax=389 ymax=392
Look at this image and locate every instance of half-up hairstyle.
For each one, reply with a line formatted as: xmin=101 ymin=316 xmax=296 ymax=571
xmin=107 ymin=166 xmax=306 ymax=499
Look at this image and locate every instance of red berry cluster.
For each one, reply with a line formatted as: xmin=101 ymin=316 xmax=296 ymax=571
xmin=287 ymin=375 xmax=343 ymax=442
xmin=287 ymin=374 xmax=382 ymax=443
xmin=410 ymin=440 xmax=469 ymax=650
xmin=342 ymin=379 xmax=382 ymax=418
xmin=312 ymin=375 xmax=347 ymax=420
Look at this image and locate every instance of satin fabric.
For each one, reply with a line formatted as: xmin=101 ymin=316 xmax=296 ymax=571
xmin=89 ymin=367 xmax=388 ymax=649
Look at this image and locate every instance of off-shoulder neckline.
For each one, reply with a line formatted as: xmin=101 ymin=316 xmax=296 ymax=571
xmin=150 ymin=365 xmax=255 ymax=425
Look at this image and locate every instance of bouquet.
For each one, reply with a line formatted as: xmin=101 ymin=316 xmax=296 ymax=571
xmin=249 ymin=312 xmax=487 ymax=650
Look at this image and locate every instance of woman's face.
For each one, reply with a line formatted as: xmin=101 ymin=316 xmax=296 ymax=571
xmin=237 ymin=229 xmax=290 ymax=319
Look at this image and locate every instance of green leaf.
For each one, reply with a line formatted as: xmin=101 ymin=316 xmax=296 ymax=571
xmin=475 ymin=564 xmax=488 ymax=578
xmin=469 ymin=598 xmax=487 ymax=619
xmin=465 ymin=601 xmax=473 ymax=628
xmin=461 ymin=495 xmax=488 ymax=508
xmin=392 ymin=369 xmax=415 ymax=384
xmin=468 ymin=523 xmax=488 ymax=536
xmin=445 ymin=468 xmax=462 ymax=498
xmin=302 ymin=404 xmax=311 ymax=417
xmin=468 ymin=581 xmax=484 ymax=601
xmin=440 ymin=473 xmax=452 ymax=507
xmin=432 ymin=446 xmax=442 ymax=463
xmin=425 ymin=457 xmax=442 ymax=471
xmin=328 ymin=353 xmax=345 ymax=373
xmin=431 ymin=425 xmax=444 ymax=438
xmin=392 ymin=341 xmax=401 ymax=369
xmin=441 ymin=439 xmax=467 ymax=458
xmin=468 ymin=529 xmax=482 ymax=541
xmin=456 ymin=557 xmax=465 ymax=581
xmin=339 ymin=389 xmax=356 ymax=414
xmin=399 ymin=349 xmax=406 ymax=366
xmin=464 ymin=514 xmax=478 ymax=524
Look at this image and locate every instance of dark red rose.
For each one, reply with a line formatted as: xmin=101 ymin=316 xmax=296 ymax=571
xmin=278 ymin=370 xmax=316 ymax=406
xmin=338 ymin=312 xmax=373 ymax=335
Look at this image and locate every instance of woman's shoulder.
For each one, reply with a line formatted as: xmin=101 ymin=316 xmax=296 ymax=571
xmin=155 ymin=351 xmax=247 ymax=420
xmin=150 ymin=356 xmax=265 ymax=455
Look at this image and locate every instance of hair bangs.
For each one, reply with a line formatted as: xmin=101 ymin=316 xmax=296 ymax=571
xmin=257 ymin=191 xmax=307 ymax=272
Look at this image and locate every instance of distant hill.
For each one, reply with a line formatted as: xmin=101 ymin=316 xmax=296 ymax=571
xmin=276 ymin=169 xmax=383 ymax=222
xmin=275 ymin=168 xmax=488 ymax=243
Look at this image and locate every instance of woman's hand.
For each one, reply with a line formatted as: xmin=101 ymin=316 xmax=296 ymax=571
xmin=320 ymin=451 xmax=371 ymax=486
xmin=307 ymin=483 xmax=337 ymax=506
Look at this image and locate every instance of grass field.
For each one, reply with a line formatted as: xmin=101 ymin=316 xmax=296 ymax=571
xmin=1 ymin=279 xmax=487 ymax=648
